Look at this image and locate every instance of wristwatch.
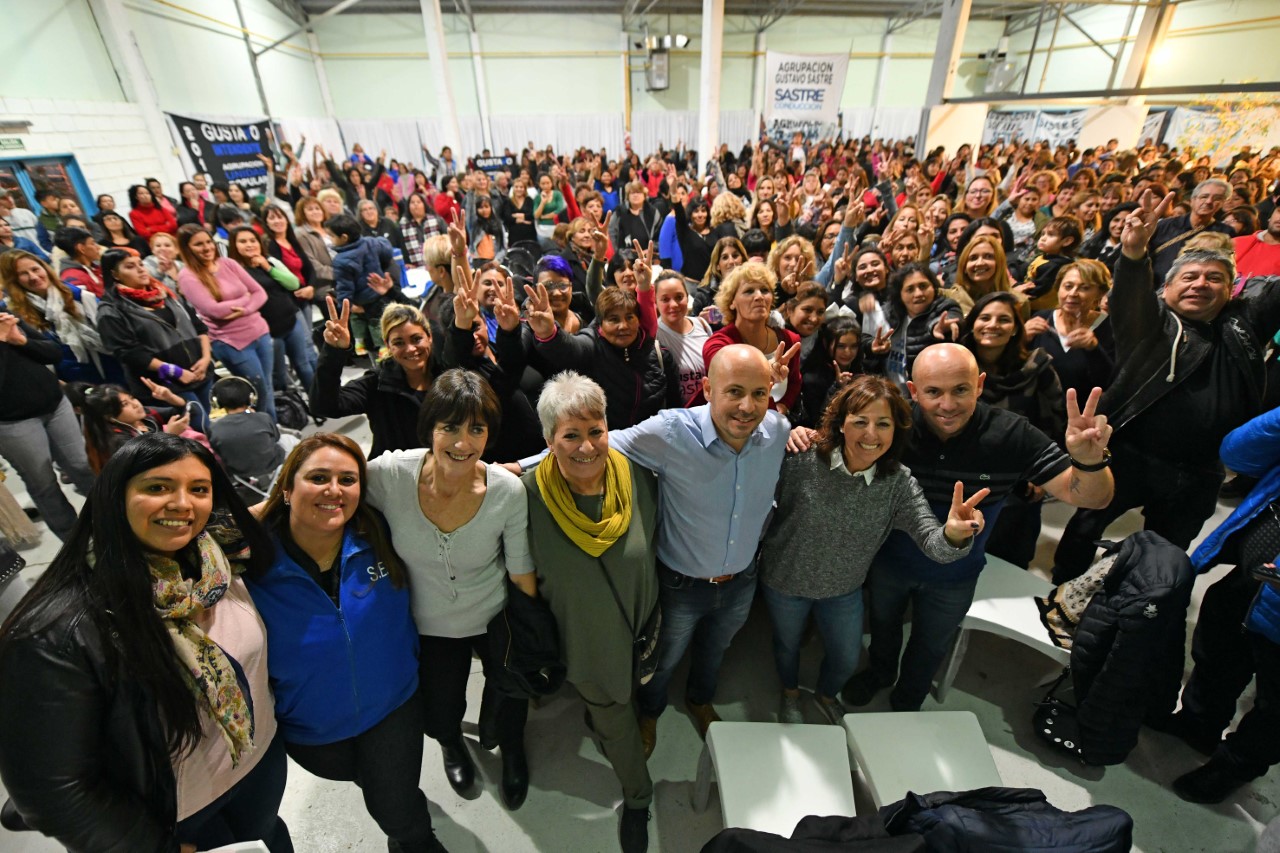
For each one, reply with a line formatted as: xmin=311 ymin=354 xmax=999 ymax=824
xmin=1070 ymin=447 xmax=1112 ymax=472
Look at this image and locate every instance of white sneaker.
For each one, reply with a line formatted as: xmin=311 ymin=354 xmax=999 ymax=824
xmin=814 ymin=695 xmax=846 ymax=726
xmin=779 ymin=691 xmax=804 ymax=724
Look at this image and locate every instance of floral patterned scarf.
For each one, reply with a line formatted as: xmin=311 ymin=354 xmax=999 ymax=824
xmin=146 ymin=514 xmax=255 ymax=766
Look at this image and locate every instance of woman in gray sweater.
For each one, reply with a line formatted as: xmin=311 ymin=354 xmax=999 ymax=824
xmin=759 ymin=375 xmax=988 ymax=724
xmin=365 ymin=369 xmax=537 ymax=812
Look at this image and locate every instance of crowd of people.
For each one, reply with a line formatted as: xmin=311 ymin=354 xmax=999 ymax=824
xmin=1 ymin=127 xmax=1280 ymax=853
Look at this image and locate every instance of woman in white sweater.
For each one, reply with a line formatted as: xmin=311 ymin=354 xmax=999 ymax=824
xmin=365 ymin=369 xmax=537 ymax=812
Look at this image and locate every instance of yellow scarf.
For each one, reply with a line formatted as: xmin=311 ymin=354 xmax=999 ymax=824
xmin=536 ymin=448 xmax=633 ymax=557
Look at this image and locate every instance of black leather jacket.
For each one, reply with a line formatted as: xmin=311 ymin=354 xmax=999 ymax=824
xmin=0 ymin=590 xmax=181 ymax=852
xmin=1102 ymin=254 xmax=1280 ymax=436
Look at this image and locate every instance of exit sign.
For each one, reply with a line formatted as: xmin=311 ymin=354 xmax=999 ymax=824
xmin=0 ymin=138 xmax=24 ymax=151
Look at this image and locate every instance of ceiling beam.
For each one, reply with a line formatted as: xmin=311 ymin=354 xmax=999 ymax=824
xmin=261 ymin=0 xmax=310 ymax=25
xmin=255 ymin=0 xmax=367 ymax=56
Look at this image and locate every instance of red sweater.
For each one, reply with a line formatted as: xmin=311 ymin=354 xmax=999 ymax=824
xmin=129 ymin=204 xmax=177 ymax=239
xmin=694 ymin=324 xmax=802 ymax=412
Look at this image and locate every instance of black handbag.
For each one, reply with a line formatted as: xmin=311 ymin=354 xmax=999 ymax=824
xmin=0 ymin=537 xmax=24 ymax=591
xmin=1033 ymin=666 xmax=1085 ymax=761
xmin=596 ymin=559 xmax=662 ymax=686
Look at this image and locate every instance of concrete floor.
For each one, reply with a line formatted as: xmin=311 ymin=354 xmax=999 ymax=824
xmin=0 ymin=381 xmax=1275 ymax=852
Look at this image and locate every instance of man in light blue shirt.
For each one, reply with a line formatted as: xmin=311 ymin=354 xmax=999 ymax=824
xmin=610 ymin=343 xmax=793 ymax=750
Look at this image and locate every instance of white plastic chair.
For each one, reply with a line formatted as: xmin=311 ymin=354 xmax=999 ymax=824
xmin=932 ymin=556 xmax=1070 ymax=702
xmin=693 ymin=721 xmax=857 ymax=834
xmin=204 ymin=843 xmax=270 ymax=853
xmin=843 ymin=711 xmax=1002 ymax=807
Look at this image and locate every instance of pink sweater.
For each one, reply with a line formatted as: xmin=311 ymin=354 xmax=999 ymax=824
xmin=177 ymin=258 xmax=270 ymax=350
xmin=173 ymin=576 xmax=277 ymax=820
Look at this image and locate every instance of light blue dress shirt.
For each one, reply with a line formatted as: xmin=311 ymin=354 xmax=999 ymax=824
xmin=609 ymin=405 xmax=788 ymax=578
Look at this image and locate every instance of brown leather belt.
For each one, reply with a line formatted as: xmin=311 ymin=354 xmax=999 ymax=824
xmin=703 ymin=573 xmax=736 ymax=584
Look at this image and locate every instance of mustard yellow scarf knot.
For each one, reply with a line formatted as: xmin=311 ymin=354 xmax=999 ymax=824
xmin=536 ymin=448 xmax=633 ymax=557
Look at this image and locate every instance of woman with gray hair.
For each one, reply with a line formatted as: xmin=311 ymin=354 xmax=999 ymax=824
xmin=520 ymin=371 xmax=659 ymax=853
xmin=357 ymin=199 xmax=405 ymax=255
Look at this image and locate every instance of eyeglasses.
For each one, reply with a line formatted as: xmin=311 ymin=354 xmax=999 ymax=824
xmin=967 ymin=188 xmax=993 ymax=197
xmin=544 ymin=282 xmax=572 ymax=292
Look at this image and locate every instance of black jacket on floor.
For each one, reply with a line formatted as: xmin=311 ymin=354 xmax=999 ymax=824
xmin=1070 ymin=530 xmax=1195 ymax=764
xmin=701 ymin=787 xmax=1131 ymax=853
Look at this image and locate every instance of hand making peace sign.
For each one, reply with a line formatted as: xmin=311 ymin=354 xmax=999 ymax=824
xmin=323 ymin=295 xmax=352 ymax=350
xmin=943 ymin=481 xmax=991 ymax=546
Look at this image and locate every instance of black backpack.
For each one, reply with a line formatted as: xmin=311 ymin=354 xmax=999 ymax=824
xmin=275 ymin=385 xmax=311 ymax=431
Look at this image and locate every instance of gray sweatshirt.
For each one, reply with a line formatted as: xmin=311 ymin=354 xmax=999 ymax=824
xmin=760 ymin=449 xmax=970 ymax=599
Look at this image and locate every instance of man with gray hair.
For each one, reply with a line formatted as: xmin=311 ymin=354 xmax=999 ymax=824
xmin=1054 ymin=191 xmax=1280 ymax=585
xmin=1148 ymin=177 xmax=1234 ymax=283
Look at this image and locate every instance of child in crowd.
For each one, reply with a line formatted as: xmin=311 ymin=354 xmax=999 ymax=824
xmin=208 ymin=376 xmax=296 ymax=503
xmin=328 ymin=213 xmax=395 ymax=358
xmin=73 ymin=379 xmax=207 ymax=473
xmin=1019 ymin=215 xmax=1083 ymax=311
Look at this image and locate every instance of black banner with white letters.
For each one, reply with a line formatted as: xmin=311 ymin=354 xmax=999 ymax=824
xmin=168 ymin=113 xmax=272 ymax=194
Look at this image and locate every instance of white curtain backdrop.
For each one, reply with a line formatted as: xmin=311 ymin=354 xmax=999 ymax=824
xmin=841 ymin=107 xmax=923 ymax=141
xmin=274 ymin=117 xmax=344 ymax=165
xmin=719 ymin=110 xmax=757 ymax=154
xmin=631 ymin=111 xmax=698 ymax=160
xmin=336 ymin=119 xmax=429 ymax=169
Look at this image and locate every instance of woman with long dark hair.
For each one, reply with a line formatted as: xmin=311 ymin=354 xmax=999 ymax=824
xmin=99 ymin=210 xmax=152 ymax=257
xmin=260 ymin=204 xmax=317 ymax=322
xmin=127 ymin=183 xmax=178 ymax=240
xmin=97 ymin=248 xmax=214 ymax=430
xmin=0 ymin=433 xmax=291 ymax=852
xmin=177 ymin=223 xmax=278 ymax=422
xmin=961 ymin=291 xmax=1065 ymax=568
xmin=225 ymin=225 xmax=317 ymax=392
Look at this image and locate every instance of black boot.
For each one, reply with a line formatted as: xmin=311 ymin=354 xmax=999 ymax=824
xmin=1173 ymin=756 xmax=1254 ymax=804
xmin=389 ymin=835 xmax=449 ymax=853
xmin=619 ymin=806 xmax=650 ymax=853
xmin=439 ymin=738 xmax=476 ymax=797
xmin=500 ymin=744 xmax=529 ymax=810
xmin=841 ymin=670 xmax=888 ymax=707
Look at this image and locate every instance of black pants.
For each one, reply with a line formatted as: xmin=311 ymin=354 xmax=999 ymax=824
xmin=1180 ymin=566 xmax=1280 ymax=778
xmin=1053 ymin=442 xmax=1222 ymax=584
xmin=985 ymin=487 xmax=1043 ymax=569
xmin=176 ymin=734 xmax=292 ymax=852
xmin=419 ymin=633 xmax=528 ymax=750
xmin=285 ymin=691 xmax=436 ymax=851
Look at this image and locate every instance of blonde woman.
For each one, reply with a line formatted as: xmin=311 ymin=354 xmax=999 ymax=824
xmin=943 ymin=234 xmax=1018 ymax=316
xmin=710 ymin=192 xmax=747 ymax=240
xmin=703 ymin=261 xmax=802 ymax=414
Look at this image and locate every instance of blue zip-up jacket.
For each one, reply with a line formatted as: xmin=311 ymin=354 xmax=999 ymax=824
xmin=333 ymin=235 xmax=394 ymax=307
xmin=247 ymin=526 xmax=419 ymax=745
xmin=1191 ymin=405 xmax=1280 ymax=645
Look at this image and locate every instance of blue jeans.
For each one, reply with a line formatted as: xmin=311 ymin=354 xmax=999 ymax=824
xmin=0 ymin=397 xmax=95 ymax=541
xmin=212 ymin=334 xmax=277 ymax=422
xmin=636 ymin=562 xmax=757 ymax=718
xmin=176 ymin=734 xmax=293 ymax=851
xmin=272 ymin=312 xmax=318 ymax=391
xmin=763 ymin=584 xmax=864 ymax=699
xmin=866 ymin=563 xmax=979 ymax=712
